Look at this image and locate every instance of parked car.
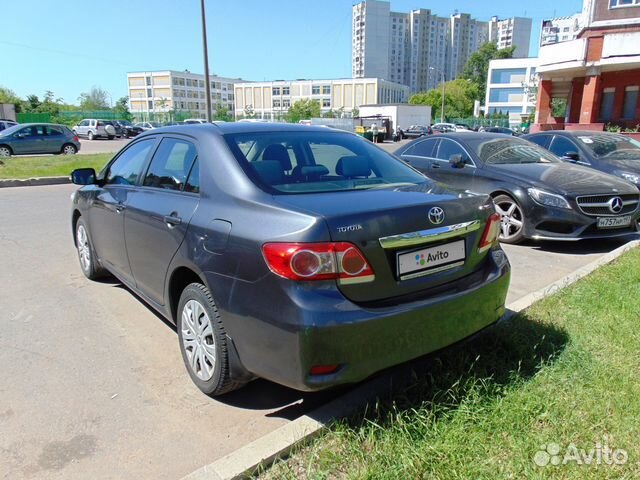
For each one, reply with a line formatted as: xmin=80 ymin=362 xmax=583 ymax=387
xmin=103 ymin=121 xmax=123 ymax=138
xmin=70 ymin=123 xmax=510 ymax=396
xmin=73 ymin=119 xmax=117 ymax=140
xmin=183 ymin=118 xmax=207 ymax=124
xmin=431 ymin=123 xmax=456 ymax=134
xmin=404 ymin=125 xmax=432 ymax=138
xmin=524 ymin=130 xmax=640 ymax=188
xmin=483 ymin=126 xmax=517 ymax=136
xmin=134 ymin=121 xmax=162 ymax=131
xmin=395 ymin=133 xmax=640 ymax=243
xmin=0 ymin=123 xmax=80 ymax=157
xmin=0 ymin=119 xmax=18 ymax=132
xmin=113 ymin=120 xmax=143 ymax=138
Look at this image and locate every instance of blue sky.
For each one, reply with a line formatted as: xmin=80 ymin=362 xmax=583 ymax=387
xmin=1 ymin=0 xmax=582 ymax=104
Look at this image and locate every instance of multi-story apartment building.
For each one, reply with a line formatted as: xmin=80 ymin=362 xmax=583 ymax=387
xmin=533 ymin=0 xmax=640 ymax=131
xmin=126 ymin=70 xmax=242 ymax=120
xmin=352 ymin=0 xmax=492 ymax=93
xmin=488 ymin=16 xmax=533 ymax=57
xmin=485 ymin=57 xmax=538 ymax=125
xmin=540 ymin=14 xmax=584 ymax=46
xmin=233 ymin=78 xmax=410 ymax=119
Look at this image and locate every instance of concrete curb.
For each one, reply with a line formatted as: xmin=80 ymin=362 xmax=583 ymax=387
xmin=182 ymin=240 xmax=640 ymax=480
xmin=0 ymin=176 xmax=70 ymax=188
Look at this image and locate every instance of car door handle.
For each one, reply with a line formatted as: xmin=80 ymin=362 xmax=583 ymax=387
xmin=163 ymin=214 xmax=182 ymax=228
xmin=431 ymin=163 xmax=440 ymax=169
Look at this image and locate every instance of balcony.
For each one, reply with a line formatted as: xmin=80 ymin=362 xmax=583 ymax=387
xmin=601 ymin=32 xmax=640 ymax=63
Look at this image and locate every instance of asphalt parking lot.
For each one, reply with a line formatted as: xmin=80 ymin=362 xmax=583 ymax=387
xmin=0 ymin=184 xmax=636 ymax=479
xmin=77 ymin=137 xmax=130 ymax=155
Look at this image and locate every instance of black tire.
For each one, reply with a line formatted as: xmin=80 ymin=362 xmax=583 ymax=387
xmin=108 ymin=135 xmax=115 ymax=140
xmin=177 ymin=283 xmax=245 ymax=396
xmin=0 ymin=145 xmax=12 ymax=158
xmin=61 ymin=143 xmax=77 ymax=155
xmin=493 ymin=194 xmax=526 ymax=244
xmin=87 ymin=131 xmax=95 ymax=140
xmin=75 ymin=217 xmax=106 ymax=280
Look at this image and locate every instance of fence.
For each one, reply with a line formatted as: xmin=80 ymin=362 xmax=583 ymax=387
xmin=16 ymin=112 xmax=51 ymax=123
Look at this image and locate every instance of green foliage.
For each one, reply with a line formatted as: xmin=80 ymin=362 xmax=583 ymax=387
xmin=113 ymin=96 xmax=132 ymax=121
xmin=78 ymin=86 xmax=110 ymax=111
xmin=214 ymin=104 xmax=233 ymax=122
xmin=0 ymin=86 xmax=24 ymax=113
xmin=409 ymin=79 xmax=480 ymax=120
xmin=551 ymin=97 xmax=567 ymax=118
xmin=287 ymin=99 xmax=321 ymax=123
xmin=462 ymin=42 xmax=515 ymax=101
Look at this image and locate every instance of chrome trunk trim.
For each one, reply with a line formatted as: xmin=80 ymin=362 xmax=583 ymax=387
xmin=378 ymin=220 xmax=481 ymax=249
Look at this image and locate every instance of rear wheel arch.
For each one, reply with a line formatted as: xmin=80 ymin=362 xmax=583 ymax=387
xmin=0 ymin=144 xmax=13 ymax=156
xmin=167 ymin=266 xmax=209 ymax=323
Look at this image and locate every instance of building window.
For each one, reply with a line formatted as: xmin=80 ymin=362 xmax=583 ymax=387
xmin=491 ymin=68 xmax=527 ymax=84
xmin=609 ymin=0 xmax=640 ymax=7
xmin=146 ymin=77 xmax=151 ymax=86
xmin=322 ymin=85 xmax=331 ymax=95
xmin=273 ymin=99 xmax=281 ymax=108
xmin=282 ymin=86 xmax=290 ymax=95
xmin=283 ymin=99 xmax=290 ymax=108
xmin=322 ymin=98 xmax=331 ymax=107
xmin=272 ymin=87 xmax=281 ymax=96
xmin=148 ymin=100 xmax=153 ymax=110
xmin=623 ymin=86 xmax=639 ymax=119
xmin=147 ymin=88 xmax=152 ymax=98
xmin=312 ymin=86 xmax=320 ymax=95
xmin=600 ymin=88 xmax=616 ymax=121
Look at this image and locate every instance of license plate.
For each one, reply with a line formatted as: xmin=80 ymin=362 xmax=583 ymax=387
xmin=397 ymin=240 xmax=466 ymax=279
xmin=597 ymin=216 xmax=632 ymax=229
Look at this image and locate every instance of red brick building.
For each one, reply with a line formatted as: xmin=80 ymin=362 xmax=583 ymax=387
xmin=532 ymin=0 xmax=640 ymax=132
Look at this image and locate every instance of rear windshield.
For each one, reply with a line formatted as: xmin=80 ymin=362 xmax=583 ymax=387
xmin=224 ymin=131 xmax=426 ymax=194
xmin=474 ymin=137 xmax=560 ymax=165
xmin=576 ymin=134 xmax=640 ymax=160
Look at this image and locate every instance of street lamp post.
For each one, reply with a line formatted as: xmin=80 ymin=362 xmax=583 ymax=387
xmin=429 ymin=66 xmax=446 ymax=123
xmin=200 ymin=0 xmax=212 ymax=122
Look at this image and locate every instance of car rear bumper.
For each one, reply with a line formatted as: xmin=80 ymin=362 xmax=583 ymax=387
xmin=214 ymin=248 xmax=510 ymax=391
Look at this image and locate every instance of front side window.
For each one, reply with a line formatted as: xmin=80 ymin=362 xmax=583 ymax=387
xmin=143 ymin=138 xmax=197 ymax=191
xmin=474 ymin=138 xmax=560 ymax=165
xmin=105 ymin=139 xmax=155 ymax=185
xmin=549 ymin=136 xmax=578 ymax=158
xmin=225 ymin=131 xmax=426 ymax=194
xmin=577 ymin=133 xmax=640 ymax=160
xmin=436 ymin=139 xmax=468 ymax=162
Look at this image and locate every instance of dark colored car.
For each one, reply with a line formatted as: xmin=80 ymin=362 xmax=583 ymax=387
xmin=113 ymin=120 xmax=143 ymax=138
xmin=70 ymin=123 xmax=510 ymax=396
xmin=524 ymin=130 xmax=640 ymax=188
xmin=483 ymin=126 xmax=517 ymax=136
xmin=404 ymin=125 xmax=432 ymax=138
xmin=431 ymin=124 xmax=456 ymax=134
xmin=394 ymin=133 xmax=640 ymax=243
xmin=0 ymin=123 xmax=80 ymax=157
xmin=0 ymin=119 xmax=17 ymax=132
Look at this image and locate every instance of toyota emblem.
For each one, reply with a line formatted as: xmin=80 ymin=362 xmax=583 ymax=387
xmin=609 ymin=196 xmax=623 ymax=214
xmin=428 ymin=206 xmax=445 ymax=225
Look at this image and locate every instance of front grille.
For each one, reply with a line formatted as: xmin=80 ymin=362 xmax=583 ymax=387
xmin=576 ymin=194 xmax=639 ymax=216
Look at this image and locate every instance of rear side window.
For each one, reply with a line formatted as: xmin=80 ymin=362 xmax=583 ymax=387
xmin=47 ymin=126 xmax=63 ymax=136
xmin=106 ymin=139 xmax=155 ymax=185
xmin=143 ymin=138 xmax=197 ymax=191
xmin=184 ymin=158 xmax=200 ymax=194
xmin=527 ymin=135 xmax=551 ymax=149
xmin=404 ymin=138 xmax=438 ymax=158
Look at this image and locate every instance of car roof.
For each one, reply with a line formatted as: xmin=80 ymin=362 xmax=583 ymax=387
xmin=135 ymin=122 xmax=345 ymax=139
xmin=7 ymin=122 xmax=68 ymax=127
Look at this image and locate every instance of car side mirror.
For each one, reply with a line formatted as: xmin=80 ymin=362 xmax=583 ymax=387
xmin=71 ymin=168 xmax=97 ymax=185
xmin=563 ymin=151 xmax=580 ymax=162
xmin=449 ymin=154 xmax=467 ymax=169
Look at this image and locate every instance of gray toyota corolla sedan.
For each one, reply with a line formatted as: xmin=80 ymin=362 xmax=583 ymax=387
xmin=70 ymin=123 xmax=510 ymax=396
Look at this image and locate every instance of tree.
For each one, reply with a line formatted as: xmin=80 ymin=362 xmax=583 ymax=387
xmin=462 ymin=42 xmax=515 ymax=101
xmin=409 ymin=79 xmax=480 ymax=120
xmin=26 ymin=95 xmax=41 ymax=112
xmin=78 ymin=86 xmax=110 ymax=111
xmin=287 ymin=99 xmax=321 ymax=123
xmin=113 ymin=96 xmax=132 ymax=121
xmin=0 ymin=87 xmax=24 ymax=113
xmin=213 ymin=104 xmax=232 ymax=122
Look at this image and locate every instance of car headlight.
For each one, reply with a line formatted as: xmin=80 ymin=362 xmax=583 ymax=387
xmin=616 ymin=171 xmax=640 ymax=185
xmin=528 ymin=188 xmax=571 ymax=209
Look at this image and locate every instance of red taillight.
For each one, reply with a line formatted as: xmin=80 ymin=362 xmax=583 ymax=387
xmin=262 ymin=242 xmax=375 ymax=284
xmin=478 ymin=213 xmax=501 ymax=253
xmin=73 ymin=135 xmax=79 ymax=142
xmin=310 ymin=364 xmax=339 ymax=376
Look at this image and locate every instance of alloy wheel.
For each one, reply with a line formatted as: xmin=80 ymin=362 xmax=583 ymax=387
xmin=0 ymin=146 xmax=11 ymax=157
xmin=181 ymin=300 xmax=216 ymax=381
xmin=63 ymin=145 xmax=76 ymax=155
xmin=495 ymin=199 xmax=524 ymax=240
xmin=76 ymin=224 xmax=91 ymax=272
